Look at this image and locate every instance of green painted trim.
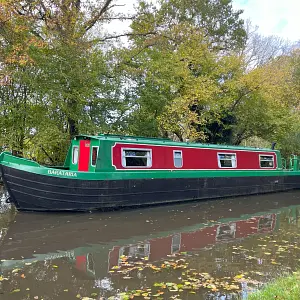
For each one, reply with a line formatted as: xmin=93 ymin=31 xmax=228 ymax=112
xmin=69 ymin=140 xmax=79 ymax=171
xmin=88 ymin=139 xmax=100 ymax=172
xmin=97 ymin=134 xmax=276 ymax=152
xmin=74 ymin=133 xmax=277 ymax=152
xmin=1 ymin=155 xmax=300 ymax=181
xmin=63 ymin=144 xmax=72 ymax=168
xmin=0 ymin=152 xmax=39 ymax=167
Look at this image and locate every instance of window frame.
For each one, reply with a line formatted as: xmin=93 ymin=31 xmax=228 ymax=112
xmin=217 ymin=152 xmax=237 ymax=169
xmin=72 ymin=146 xmax=79 ymax=164
xmin=171 ymin=233 xmax=181 ymax=253
xmin=173 ymin=150 xmax=183 ymax=168
xmin=258 ymin=214 xmax=274 ymax=232
xmin=259 ymin=154 xmax=275 ymax=169
xmin=91 ymin=146 xmax=99 ymax=167
xmin=216 ymin=223 xmax=236 ymax=241
xmin=121 ymin=147 xmax=153 ymax=168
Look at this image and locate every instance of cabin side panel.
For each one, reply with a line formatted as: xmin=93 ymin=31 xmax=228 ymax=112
xmin=112 ymin=143 xmax=277 ymax=170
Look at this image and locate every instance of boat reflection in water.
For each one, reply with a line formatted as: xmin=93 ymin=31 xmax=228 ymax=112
xmin=1 ymin=191 xmax=300 ymax=298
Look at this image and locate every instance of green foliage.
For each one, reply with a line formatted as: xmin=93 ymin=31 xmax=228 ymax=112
xmin=133 ymin=0 xmax=247 ymax=50
xmin=0 ymin=0 xmax=127 ymax=163
xmin=0 ymin=0 xmax=299 ymax=164
xmin=248 ymin=272 xmax=300 ymax=300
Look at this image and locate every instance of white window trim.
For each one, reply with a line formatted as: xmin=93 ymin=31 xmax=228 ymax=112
xmin=259 ymin=154 xmax=275 ymax=168
xmin=173 ymin=150 xmax=183 ymax=168
xmin=121 ymin=147 xmax=152 ymax=168
xmin=217 ymin=152 xmax=237 ymax=168
xmin=86 ymin=253 xmax=96 ymax=276
xmin=91 ymin=146 xmax=99 ymax=167
xmin=258 ymin=214 xmax=273 ymax=231
xmin=216 ymin=223 xmax=236 ymax=241
xmin=72 ymin=146 xmax=79 ymax=164
xmin=171 ymin=233 xmax=181 ymax=253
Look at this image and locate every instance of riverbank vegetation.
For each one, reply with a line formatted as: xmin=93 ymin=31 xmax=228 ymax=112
xmin=0 ymin=0 xmax=299 ymax=164
xmin=248 ymin=272 xmax=300 ymax=300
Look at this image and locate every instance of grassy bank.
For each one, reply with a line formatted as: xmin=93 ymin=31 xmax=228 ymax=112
xmin=248 ymin=272 xmax=300 ymax=300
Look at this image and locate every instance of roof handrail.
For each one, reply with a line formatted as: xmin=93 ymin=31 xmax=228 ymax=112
xmin=98 ymin=133 xmax=171 ymax=141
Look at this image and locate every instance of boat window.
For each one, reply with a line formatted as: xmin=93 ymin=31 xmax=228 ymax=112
xmin=260 ymin=155 xmax=274 ymax=168
xmin=216 ymin=223 xmax=236 ymax=241
xmin=258 ymin=215 xmax=273 ymax=232
xmin=217 ymin=153 xmax=237 ymax=168
xmin=72 ymin=146 xmax=79 ymax=164
xmin=173 ymin=150 xmax=183 ymax=168
xmin=119 ymin=243 xmax=150 ymax=264
xmin=86 ymin=253 xmax=96 ymax=276
xmin=122 ymin=149 xmax=152 ymax=167
xmin=91 ymin=146 xmax=98 ymax=167
xmin=171 ymin=233 xmax=181 ymax=253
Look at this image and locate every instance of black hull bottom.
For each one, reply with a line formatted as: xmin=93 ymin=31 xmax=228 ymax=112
xmin=1 ymin=165 xmax=300 ymax=211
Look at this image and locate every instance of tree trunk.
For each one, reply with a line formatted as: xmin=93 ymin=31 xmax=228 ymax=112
xmin=68 ymin=117 xmax=78 ymax=139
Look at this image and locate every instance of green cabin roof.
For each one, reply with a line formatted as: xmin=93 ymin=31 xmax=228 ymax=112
xmin=74 ymin=133 xmax=276 ymax=152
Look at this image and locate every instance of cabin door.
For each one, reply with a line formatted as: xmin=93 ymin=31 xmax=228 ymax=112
xmin=78 ymin=140 xmax=91 ymax=171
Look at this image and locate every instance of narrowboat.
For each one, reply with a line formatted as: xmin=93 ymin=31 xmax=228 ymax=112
xmin=1 ymin=133 xmax=300 ymax=211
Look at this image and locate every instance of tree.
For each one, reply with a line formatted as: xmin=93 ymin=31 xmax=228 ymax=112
xmin=241 ymin=20 xmax=292 ymax=69
xmin=132 ymin=0 xmax=247 ymax=51
xmin=118 ymin=0 xmax=247 ymax=139
xmin=0 ymin=0 xmax=134 ymax=162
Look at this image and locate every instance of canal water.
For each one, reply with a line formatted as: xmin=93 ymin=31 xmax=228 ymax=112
xmin=1 ymin=187 xmax=300 ymax=299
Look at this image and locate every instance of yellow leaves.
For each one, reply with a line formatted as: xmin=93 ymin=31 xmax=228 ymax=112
xmin=224 ymin=284 xmax=240 ymax=291
xmin=234 ymin=274 xmax=245 ymax=279
xmin=12 ymin=268 xmax=21 ymax=273
xmin=111 ymin=265 xmax=121 ymax=269
xmin=90 ymin=293 xmax=98 ymax=297
xmin=0 ymin=275 xmax=8 ymax=281
xmin=255 ymin=272 xmax=264 ymax=276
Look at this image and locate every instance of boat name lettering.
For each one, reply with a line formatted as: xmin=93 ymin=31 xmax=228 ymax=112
xmin=47 ymin=170 xmax=77 ymax=177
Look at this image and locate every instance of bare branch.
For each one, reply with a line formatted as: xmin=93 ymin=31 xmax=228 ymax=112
xmin=95 ymin=31 xmax=157 ymax=42
xmin=83 ymin=0 xmax=114 ymax=32
xmin=100 ymin=16 xmax=135 ymax=21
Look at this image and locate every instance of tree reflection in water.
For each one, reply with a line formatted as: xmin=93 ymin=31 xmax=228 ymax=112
xmin=1 ymin=190 xmax=300 ymax=299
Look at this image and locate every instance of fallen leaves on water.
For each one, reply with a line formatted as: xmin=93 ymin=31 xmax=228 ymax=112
xmin=12 ymin=268 xmax=21 ymax=273
xmin=0 ymin=275 xmax=9 ymax=281
xmin=108 ymin=252 xmax=245 ymax=299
